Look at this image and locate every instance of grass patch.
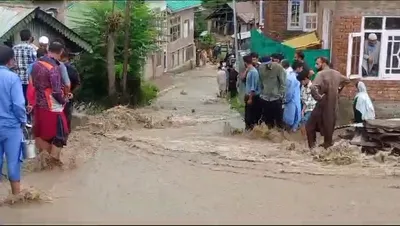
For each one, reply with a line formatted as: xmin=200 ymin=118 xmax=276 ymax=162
xmin=228 ymin=95 xmax=245 ymax=115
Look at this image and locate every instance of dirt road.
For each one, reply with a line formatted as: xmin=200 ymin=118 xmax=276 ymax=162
xmin=1 ymin=66 xmax=400 ymax=224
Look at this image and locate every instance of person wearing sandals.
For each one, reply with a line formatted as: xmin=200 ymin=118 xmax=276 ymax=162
xmin=30 ymin=40 xmax=70 ymax=167
xmin=0 ymin=45 xmax=27 ymax=195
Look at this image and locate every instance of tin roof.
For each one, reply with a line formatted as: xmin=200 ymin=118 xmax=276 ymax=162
xmin=226 ymin=2 xmax=257 ymax=23
xmin=166 ymin=0 xmax=201 ymax=13
xmin=0 ymin=6 xmax=36 ymax=39
xmin=0 ymin=5 xmax=92 ymax=53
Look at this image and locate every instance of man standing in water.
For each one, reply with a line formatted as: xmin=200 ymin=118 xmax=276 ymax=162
xmin=243 ymin=55 xmax=261 ymax=131
xmin=60 ymin=50 xmax=80 ymax=132
xmin=31 ymin=40 xmax=69 ymax=167
xmin=306 ymin=57 xmax=350 ymax=149
xmin=258 ymin=56 xmax=286 ymax=129
xmin=0 ymin=45 xmax=26 ymax=195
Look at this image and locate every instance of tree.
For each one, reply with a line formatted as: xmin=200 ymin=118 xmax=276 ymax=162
xmin=72 ymin=1 xmax=158 ymax=106
xmin=121 ymin=0 xmax=131 ymax=96
xmin=201 ymin=0 xmax=230 ymax=9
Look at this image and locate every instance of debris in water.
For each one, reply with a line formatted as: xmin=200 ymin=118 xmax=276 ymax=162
xmin=173 ymin=107 xmax=177 ymax=110
xmin=180 ymin=90 xmax=187 ymax=95
xmin=116 ymin=136 xmax=132 ymax=142
xmin=287 ymin=142 xmax=296 ymax=151
xmin=249 ymin=124 xmax=285 ymax=143
xmin=312 ymin=141 xmax=360 ymax=165
xmin=0 ymin=187 xmax=52 ymax=206
xmin=222 ymin=122 xmax=243 ymax=136
xmin=201 ymin=96 xmax=220 ymax=105
xmin=191 ymin=109 xmax=195 ymax=113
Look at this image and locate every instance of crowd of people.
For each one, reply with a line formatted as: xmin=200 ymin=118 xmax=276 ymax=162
xmin=0 ymin=29 xmax=80 ymax=196
xmin=218 ymin=50 xmax=377 ymax=150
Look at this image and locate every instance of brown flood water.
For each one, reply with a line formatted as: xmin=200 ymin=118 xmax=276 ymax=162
xmin=1 ymin=66 xmax=400 ymax=224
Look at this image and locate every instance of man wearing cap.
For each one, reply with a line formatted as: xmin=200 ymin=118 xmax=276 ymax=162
xmin=362 ymin=33 xmax=380 ymax=77
xmin=258 ymin=56 xmax=286 ymax=129
xmin=38 ymin=36 xmax=49 ymax=50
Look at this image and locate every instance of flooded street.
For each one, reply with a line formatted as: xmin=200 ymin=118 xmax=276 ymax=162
xmin=2 ymin=66 xmax=400 ymax=224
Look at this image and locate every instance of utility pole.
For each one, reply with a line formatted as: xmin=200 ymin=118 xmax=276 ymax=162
xmin=232 ymin=0 xmax=239 ymax=71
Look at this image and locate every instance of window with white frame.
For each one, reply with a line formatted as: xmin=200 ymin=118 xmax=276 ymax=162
xmin=169 ymin=16 xmax=181 ymax=42
xmin=347 ymin=16 xmax=400 ymax=79
xmin=183 ymin=19 xmax=189 ymax=38
xmin=287 ymin=0 xmax=317 ymax=31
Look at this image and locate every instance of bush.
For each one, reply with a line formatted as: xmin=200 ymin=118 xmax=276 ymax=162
xmin=139 ymin=81 xmax=159 ymax=106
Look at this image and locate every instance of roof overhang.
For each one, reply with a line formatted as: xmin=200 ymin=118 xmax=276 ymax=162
xmin=0 ymin=6 xmax=92 ymax=53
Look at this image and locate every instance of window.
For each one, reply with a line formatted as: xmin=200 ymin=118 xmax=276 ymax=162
xmin=287 ymin=0 xmax=317 ymax=31
xmin=169 ymin=16 xmax=181 ymax=42
xmin=347 ymin=16 xmax=400 ymax=80
xmin=185 ymin=45 xmax=194 ymax=62
xmin=183 ymin=19 xmax=189 ymax=38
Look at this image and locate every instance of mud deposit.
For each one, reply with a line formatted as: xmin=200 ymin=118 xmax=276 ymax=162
xmin=2 ymin=65 xmax=400 ymax=224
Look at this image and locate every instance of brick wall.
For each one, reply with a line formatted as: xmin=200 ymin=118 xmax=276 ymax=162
xmin=263 ymin=0 xmax=287 ymax=40
xmin=332 ymin=1 xmax=400 ymax=101
xmin=341 ymin=80 xmax=400 ymax=101
xmin=330 ymin=15 xmax=361 ymax=76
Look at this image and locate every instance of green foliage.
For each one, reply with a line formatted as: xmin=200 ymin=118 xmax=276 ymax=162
xmin=194 ymin=11 xmax=207 ymax=38
xmin=72 ymin=1 xmax=158 ymax=106
xmin=138 ymin=81 xmax=159 ymax=106
xmin=199 ymin=33 xmax=216 ymax=49
xmin=229 ymin=95 xmax=245 ymax=115
xmin=201 ymin=0 xmax=230 ymax=9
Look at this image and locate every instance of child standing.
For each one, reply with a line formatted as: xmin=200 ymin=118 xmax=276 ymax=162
xmin=298 ymin=71 xmax=316 ymax=138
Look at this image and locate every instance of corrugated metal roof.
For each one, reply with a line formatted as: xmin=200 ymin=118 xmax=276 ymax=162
xmin=166 ymin=0 xmax=201 ymax=13
xmin=0 ymin=5 xmax=92 ymax=53
xmin=226 ymin=2 xmax=257 ymax=23
xmin=0 ymin=6 xmax=36 ymax=39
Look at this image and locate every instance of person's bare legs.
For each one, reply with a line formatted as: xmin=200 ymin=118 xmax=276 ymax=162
xmin=35 ymin=137 xmax=51 ymax=154
xmin=300 ymin=125 xmax=307 ymax=139
xmin=10 ymin=181 xmax=20 ymax=195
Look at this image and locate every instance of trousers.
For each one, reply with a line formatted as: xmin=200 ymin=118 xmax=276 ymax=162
xmin=260 ymin=98 xmax=283 ymax=129
xmin=0 ymin=127 xmax=23 ymax=181
xmin=244 ymin=95 xmax=261 ymax=130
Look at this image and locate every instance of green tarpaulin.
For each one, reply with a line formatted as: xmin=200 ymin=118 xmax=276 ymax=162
xmin=250 ymin=29 xmax=330 ymax=75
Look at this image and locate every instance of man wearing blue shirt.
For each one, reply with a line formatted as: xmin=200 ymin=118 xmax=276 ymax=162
xmin=0 ymin=45 xmax=27 ymax=195
xmin=243 ymin=55 xmax=262 ymax=131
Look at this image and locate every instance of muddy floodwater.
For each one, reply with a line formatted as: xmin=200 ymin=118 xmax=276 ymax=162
xmin=2 ymin=66 xmax=400 ymax=224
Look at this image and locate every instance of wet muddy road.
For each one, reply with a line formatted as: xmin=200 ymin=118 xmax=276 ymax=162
xmin=2 ymin=66 xmax=400 ymax=224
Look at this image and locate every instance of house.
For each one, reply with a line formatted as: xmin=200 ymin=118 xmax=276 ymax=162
xmin=165 ymin=0 xmax=200 ymax=72
xmin=206 ymin=2 xmax=259 ymax=36
xmin=326 ymin=1 xmax=400 ymax=101
xmin=263 ymin=0 xmax=319 ymax=41
xmin=263 ymin=0 xmax=400 ymax=101
xmin=143 ymin=1 xmax=168 ymax=80
xmin=144 ymin=0 xmax=201 ymax=78
xmin=0 ymin=5 xmax=92 ymax=53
